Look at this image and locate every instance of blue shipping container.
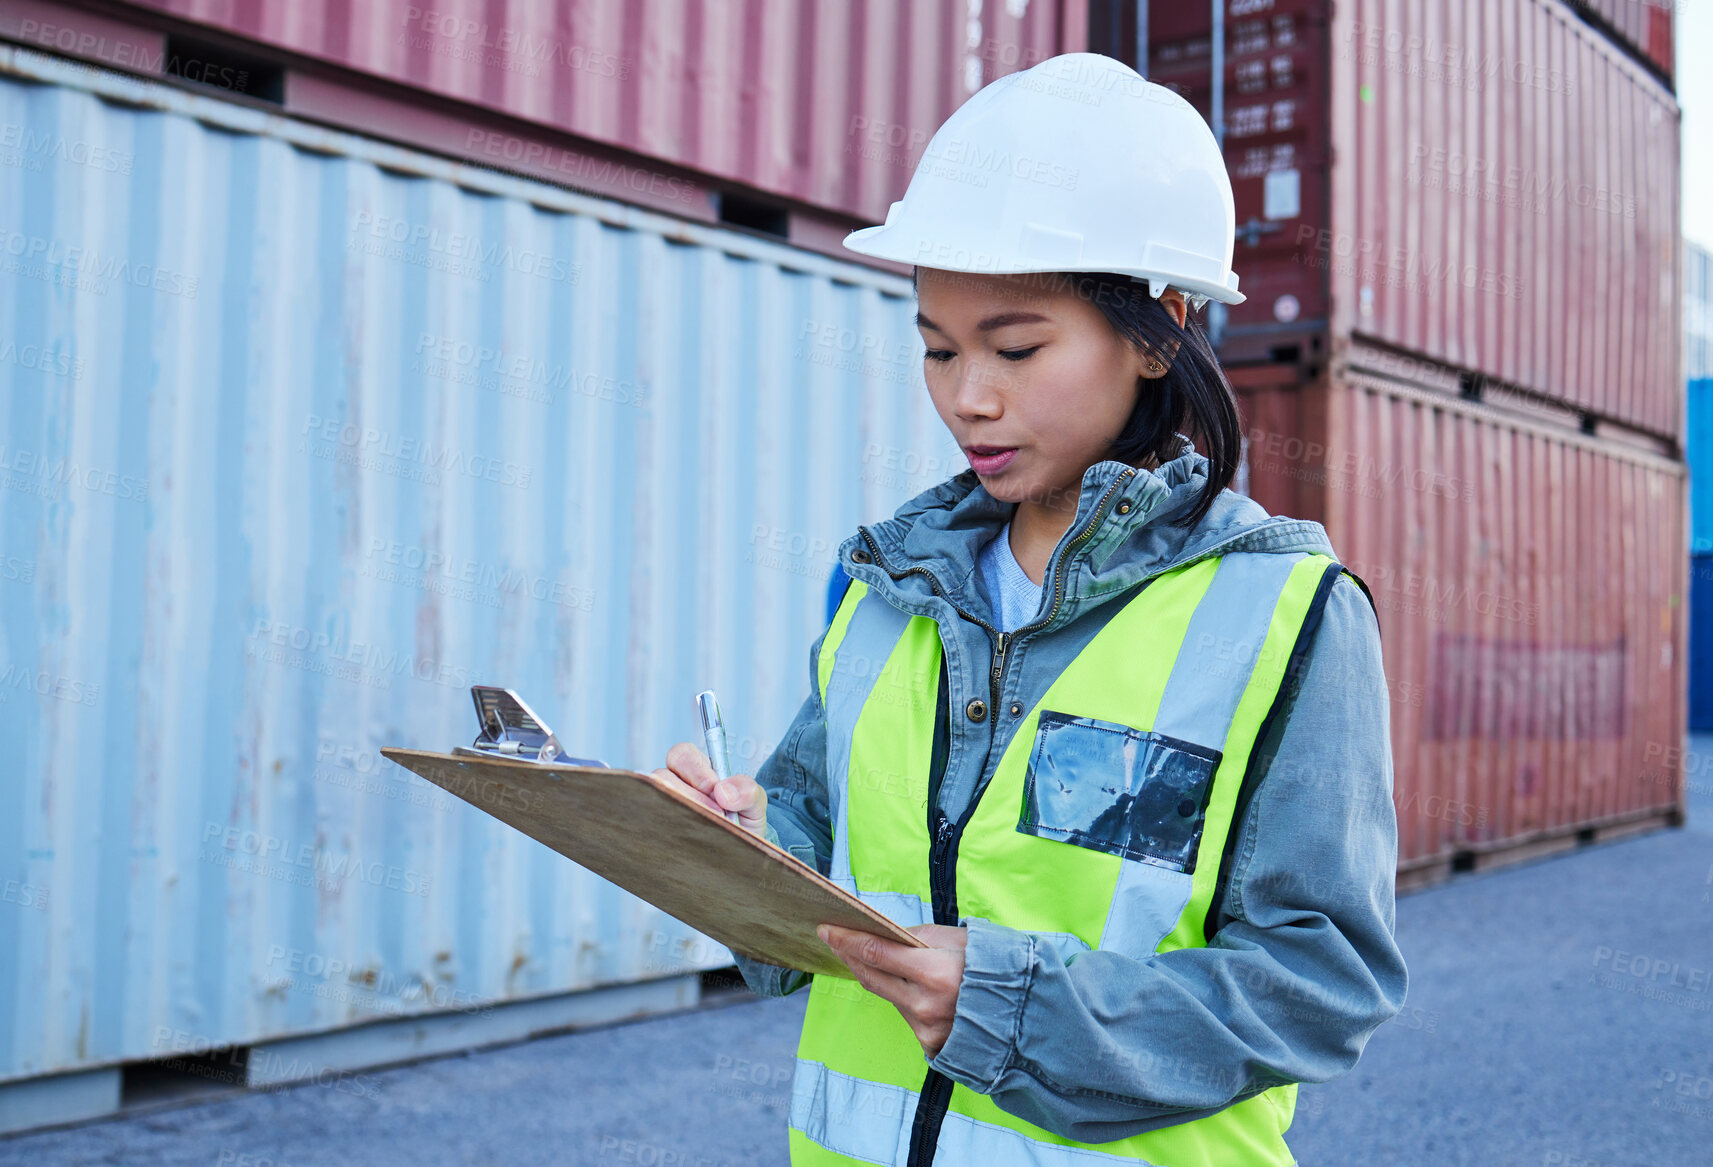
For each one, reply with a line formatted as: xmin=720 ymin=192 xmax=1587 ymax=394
xmin=1689 ymin=242 xmax=1712 ymax=552
xmin=1690 ymin=379 xmax=1713 ymax=553
xmin=1692 ymin=556 xmax=1713 ymax=731
xmin=0 ymin=43 xmax=956 ymax=1085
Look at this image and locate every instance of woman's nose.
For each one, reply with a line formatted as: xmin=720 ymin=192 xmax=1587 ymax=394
xmin=953 ymin=360 xmax=1006 ymax=418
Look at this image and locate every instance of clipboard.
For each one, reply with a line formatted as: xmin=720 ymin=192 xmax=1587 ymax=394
xmin=381 ymin=749 xmax=927 ymax=980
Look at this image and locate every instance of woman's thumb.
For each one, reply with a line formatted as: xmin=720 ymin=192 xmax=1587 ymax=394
xmin=720 ymin=774 xmax=763 ymax=818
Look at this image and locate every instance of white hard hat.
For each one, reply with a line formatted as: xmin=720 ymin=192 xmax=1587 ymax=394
xmin=843 ymin=52 xmax=1244 ymax=307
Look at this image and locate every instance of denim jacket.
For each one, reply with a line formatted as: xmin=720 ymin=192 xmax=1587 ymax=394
xmin=734 ymin=441 xmax=1408 ymax=1142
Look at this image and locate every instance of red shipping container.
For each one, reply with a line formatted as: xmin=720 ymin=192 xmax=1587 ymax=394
xmin=1124 ymin=0 xmax=1682 ymax=443
xmin=1237 ymin=354 xmax=1688 ymax=883
xmin=1335 ymin=0 xmax=1682 ymax=444
xmin=26 ymin=0 xmax=1074 ymax=235
xmin=1104 ymin=0 xmax=1690 ymax=877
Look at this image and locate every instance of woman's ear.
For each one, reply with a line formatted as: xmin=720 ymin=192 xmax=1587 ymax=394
xmin=1137 ymin=289 xmax=1190 ymax=379
xmin=1137 ymin=348 xmax=1169 ymax=380
xmin=1159 ymin=289 xmax=1188 ymax=329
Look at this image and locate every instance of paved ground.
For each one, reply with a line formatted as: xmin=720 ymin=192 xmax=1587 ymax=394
xmin=5 ymin=746 xmax=1710 ymax=1167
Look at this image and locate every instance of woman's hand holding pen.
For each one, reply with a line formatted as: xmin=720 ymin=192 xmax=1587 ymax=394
xmin=652 ymin=742 xmax=768 ymax=837
xmin=655 ymin=737 xmax=967 ymax=1056
xmin=817 ymin=923 xmax=969 ymax=1059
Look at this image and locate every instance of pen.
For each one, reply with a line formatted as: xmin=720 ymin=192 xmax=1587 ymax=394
xmin=695 ymin=690 xmax=743 ymax=826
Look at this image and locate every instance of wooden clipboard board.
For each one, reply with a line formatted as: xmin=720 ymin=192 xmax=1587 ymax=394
xmin=382 ymin=749 xmax=926 ymax=980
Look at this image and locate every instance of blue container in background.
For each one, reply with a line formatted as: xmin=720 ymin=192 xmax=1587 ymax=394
xmin=1692 ymin=556 xmax=1713 ymax=731
xmin=1685 ymin=243 xmax=1710 ymax=727
xmin=1690 ymin=379 xmax=1713 ymax=554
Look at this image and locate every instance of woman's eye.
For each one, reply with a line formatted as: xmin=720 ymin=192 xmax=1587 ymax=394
xmin=924 ymin=346 xmax=1038 ymax=363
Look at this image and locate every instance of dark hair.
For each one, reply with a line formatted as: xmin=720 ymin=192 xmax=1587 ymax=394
xmin=910 ymin=268 xmax=1242 ymax=528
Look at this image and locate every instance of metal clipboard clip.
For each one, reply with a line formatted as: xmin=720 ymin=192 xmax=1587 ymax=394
xmin=451 ymin=686 xmax=608 ymax=767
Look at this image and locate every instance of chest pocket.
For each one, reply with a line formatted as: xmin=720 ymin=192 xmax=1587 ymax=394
xmin=1018 ymin=710 xmax=1221 ymax=874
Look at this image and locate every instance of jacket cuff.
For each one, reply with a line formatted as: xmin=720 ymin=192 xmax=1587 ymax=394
xmin=731 ymin=951 xmax=810 ymax=998
xmin=926 ymin=918 xmax=1034 ymax=1092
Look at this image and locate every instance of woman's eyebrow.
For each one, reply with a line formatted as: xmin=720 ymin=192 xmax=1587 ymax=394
xmin=915 ymin=310 xmax=1051 ymax=333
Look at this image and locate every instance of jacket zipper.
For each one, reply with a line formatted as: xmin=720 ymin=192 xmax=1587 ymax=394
xmin=855 ymin=527 xmax=1007 ymax=713
xmin=859 ymin=467 xmax=1136 ymax=1167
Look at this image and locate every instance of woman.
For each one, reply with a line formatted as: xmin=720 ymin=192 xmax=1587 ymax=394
xmin=654 ymin=52 xmax=1406 ymax=1167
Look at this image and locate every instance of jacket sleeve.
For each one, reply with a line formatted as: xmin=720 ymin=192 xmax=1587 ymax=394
xmin=925 ymin=575 xmax=1410 ymax=1142
xmin=729 ymin=625 xmax=836 ymax=999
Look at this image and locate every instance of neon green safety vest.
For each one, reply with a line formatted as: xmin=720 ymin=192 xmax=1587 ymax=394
xmin=790 ymin=549 xmax=1349 ymax=1167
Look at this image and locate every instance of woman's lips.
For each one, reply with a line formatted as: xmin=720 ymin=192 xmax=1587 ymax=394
xmin=965 ymin=446 xmax=1018 ymax=474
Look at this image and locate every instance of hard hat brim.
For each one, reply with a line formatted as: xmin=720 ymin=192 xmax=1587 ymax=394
xmin=842 ymin=225 xmax=1247 ymax=306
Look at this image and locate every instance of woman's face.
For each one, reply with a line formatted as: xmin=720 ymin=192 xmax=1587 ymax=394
xmin=914 ymin=269 xmax=1185 ymax=513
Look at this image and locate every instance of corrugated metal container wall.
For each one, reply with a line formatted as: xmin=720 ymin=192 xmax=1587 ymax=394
xmin=1686 ymin=244 xmax=1710 ymax=727
xmin=1240 ymin=373 xmax=1687 ymax=873
xmin=1564 ymin=0 xmax=1675 ymax=82
xmin=106 ymin=0 xmax=1074 ymax=224
xmin=1336 ymin=0 xmax=1681 ymax=440
xmin=0 ymin=46 xmax=942 ymax=1082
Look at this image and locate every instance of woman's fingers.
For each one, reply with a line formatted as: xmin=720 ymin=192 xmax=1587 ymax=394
xmin=658 ymin=745 xmax=767 ymax=836
xmin=819 ymin=924 xmax=917 ymax=1000
xmin=664 ymin=741 xmax=716 ymax=792
xmin=650 ymin=761 xmax=725 ymax=815
xmin=712 ymin=772 xmax=767 ymax=830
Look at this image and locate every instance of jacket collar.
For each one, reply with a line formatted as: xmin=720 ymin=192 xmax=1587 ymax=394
xmin=840 ymin=439 xmax=1337 ymax=632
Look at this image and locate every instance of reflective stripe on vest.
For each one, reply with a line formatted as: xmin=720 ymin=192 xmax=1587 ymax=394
xmin=818 ymin=578 xmax=939 ymax=929
xmin=793 ymin=552 xmax=1343 ymax=1167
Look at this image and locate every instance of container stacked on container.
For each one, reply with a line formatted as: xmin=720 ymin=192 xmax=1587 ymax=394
xmin=0 ymin=0 xmax=1690 ymax=1122
xmin=0 ymin=0 xmax=1065 ymax=1124
xmin=1116 ymin=0 xmax=1686 ymax=885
